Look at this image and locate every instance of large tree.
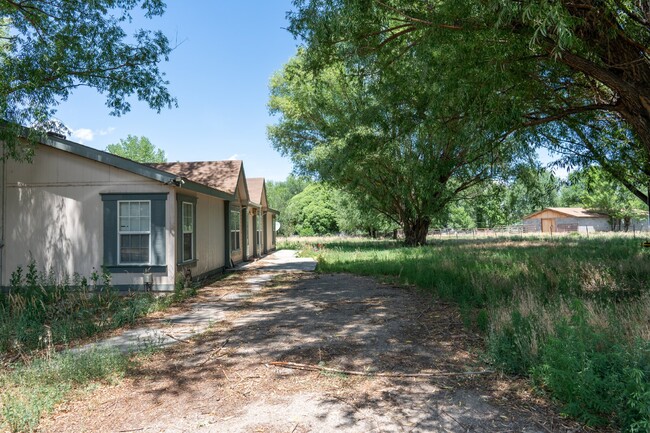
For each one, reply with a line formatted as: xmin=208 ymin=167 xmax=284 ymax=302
xmin=0 ymin=0 xmax=176 ymax=160
xmin=106 ymin=135 xmax=166 ymax=163
xmin=285 ymin=183 xmax=339 ymax=235
xmin=287 ymin=0 xmax=650 ymax=206
xmin=269 ymin=51 xmax=525 ymax=245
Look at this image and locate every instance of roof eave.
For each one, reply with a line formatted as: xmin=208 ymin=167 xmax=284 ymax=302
xmin=41 ymin=135 xmax=177 ymax=185
xmin=179 ymin=179 xmax=235 ymax=201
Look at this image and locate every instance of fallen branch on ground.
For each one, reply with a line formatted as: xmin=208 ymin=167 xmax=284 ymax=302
xmin=198 ymin=338 xmax=230 ymax=366
xmin=267 ymin=361 xmax=494 ymax=378
xmin=164 ymin=333 xmax=191 ymax=344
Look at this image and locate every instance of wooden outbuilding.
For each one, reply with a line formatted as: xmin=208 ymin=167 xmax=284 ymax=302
xmin=523 ymin=207 xmax=610 ymax=233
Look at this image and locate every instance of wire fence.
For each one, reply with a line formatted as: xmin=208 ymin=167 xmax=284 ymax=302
xmin=425 ymin=224 xmax=650 ymax=239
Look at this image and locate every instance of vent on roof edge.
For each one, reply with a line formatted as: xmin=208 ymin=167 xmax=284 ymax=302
xmin=47 ymin=131 xmax=66 ymax=140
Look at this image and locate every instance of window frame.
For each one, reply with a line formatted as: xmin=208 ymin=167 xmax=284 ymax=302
xmin=272 ymin=215 xmax=277 ymax=245
xmin=181 ymin=201 xmax=195 ymax=263
xmin=117 ymin=200 xmax=152 ymax=266
xmin=230 ymin=209 xmax=241 ymax=252
xmin=256 ymin=213 xmax=262 ymax=249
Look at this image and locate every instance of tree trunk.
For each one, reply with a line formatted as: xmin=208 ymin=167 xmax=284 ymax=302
xmin=403 ymin=217 xmax=430 ymax=246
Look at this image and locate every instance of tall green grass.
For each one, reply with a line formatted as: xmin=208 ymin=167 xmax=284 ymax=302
xmin=0 ymin=261 xmax=200 ymax=432
xmin=0 ymin=260 xmax=197 ymax=356
xmin=294 ymin=236 xmax=650 ymax=431
xmin=1 ymin=348 xmax=130 ymax=432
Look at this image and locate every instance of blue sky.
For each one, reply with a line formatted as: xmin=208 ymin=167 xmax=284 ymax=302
xmin=54 ymin=1 xmax=298 ymax=181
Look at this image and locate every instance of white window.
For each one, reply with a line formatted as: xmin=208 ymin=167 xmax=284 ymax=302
xmin=230 ymin=210 xmax=241 ymax=251
xmin=118 ymin=201 xmax=151 ymax=264
xmin=182 ymin=202 xmax=194 ymax=262
xmin=256 ymin=214 xmax=262 ymax=248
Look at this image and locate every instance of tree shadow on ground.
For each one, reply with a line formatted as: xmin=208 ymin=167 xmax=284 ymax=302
xmin=100 ymin=271 xmax=590 ymax=433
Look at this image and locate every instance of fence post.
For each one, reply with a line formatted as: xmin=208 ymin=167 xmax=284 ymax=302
xmin=586 ymin=225 xmax=589 ymax=239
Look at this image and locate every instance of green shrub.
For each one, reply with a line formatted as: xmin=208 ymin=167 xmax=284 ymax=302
xmin=489 ymin=310 xmax=540 ymax=375
xmin=1 ymin=261 xmax=199 ymax=355
xmin=532 ymin=315 xmax=650 ymax=430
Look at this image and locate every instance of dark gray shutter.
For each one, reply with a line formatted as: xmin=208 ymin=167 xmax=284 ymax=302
xmin=177 ymin=194 xmax=198 ymax=264
xmin=151 ymin=198 xmax=166 ymax=266
xmin=241 ymin=207 xmax=248 ymax=261
xmin=103 ymin=200 xmax=118 ymax=266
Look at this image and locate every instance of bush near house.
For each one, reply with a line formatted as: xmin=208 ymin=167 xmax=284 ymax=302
xmin=0 ymin=260 xmax=196 ymax=355
xmin=0 ymin=260 xmax=199 ymax=432
xmin=289 ymin=236 xmax=650 ymax=432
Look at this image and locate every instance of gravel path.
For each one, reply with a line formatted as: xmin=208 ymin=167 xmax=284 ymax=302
xmin=40 ymin=252 xmax=593 ymax=433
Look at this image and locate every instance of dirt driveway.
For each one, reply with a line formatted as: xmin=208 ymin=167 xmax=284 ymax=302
xmin=40 ymin=268 xmax=594 ymax=433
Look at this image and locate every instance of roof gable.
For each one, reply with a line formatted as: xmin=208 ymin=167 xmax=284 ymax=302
xmin=247 ymin=178 xmax=267 ymax=207
xmin=149 ymin=160 xmax=244 ymax=198
xmin=524 ymin=207 xmax=609 ymax=219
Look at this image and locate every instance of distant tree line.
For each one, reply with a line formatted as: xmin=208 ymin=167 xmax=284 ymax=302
xmin=267 ymin=176 xmax=397 ymax=237
xmin=268 ymin=165 xmax=647 ymax=236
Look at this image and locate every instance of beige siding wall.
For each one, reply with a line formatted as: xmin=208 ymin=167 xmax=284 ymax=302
xmin=190 ymin=192 xmax=225 ymax=277
xmin=3 ymin=145 xmax=176 ymax=288
xmin=524 ymin=216 xmax=611 ymax=233
xmin=265 ymin=212 xmax=275 ymax=251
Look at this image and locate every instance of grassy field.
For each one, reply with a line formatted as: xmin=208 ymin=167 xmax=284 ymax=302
xmin=281 ymin=235 xmax=650 ymax=431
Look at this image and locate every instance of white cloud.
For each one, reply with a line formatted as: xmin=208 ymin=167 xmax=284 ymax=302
xmin=71 ymin=128 xmax=94 ymax=142
xmin=98 ymin=127 xmax=115 ymax=136
xmin=227 ymin=154 xmax=244 ymax=160
xmin=68 ymin=126 xmax=116 ymax=143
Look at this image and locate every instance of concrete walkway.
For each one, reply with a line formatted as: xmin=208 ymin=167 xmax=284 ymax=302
xmin=76 ymin=250 xmax=316 ymax=353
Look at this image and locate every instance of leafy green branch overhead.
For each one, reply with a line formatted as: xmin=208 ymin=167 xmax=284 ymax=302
xmin=0 ymin=0 xmax=176 ymax=159
xmin=287 ymin=0 xmax=650 ymax=205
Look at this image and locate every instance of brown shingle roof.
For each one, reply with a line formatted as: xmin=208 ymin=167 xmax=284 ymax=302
xmin=525 ymin=207 xmax=609 ymax=219
xmin=148 ymin=160 xmax=242 ymax=196
xmin=247 ymin=178 xmax=265 ymax=206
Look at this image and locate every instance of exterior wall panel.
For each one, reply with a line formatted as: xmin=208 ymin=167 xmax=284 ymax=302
xmin=3 ymin=145 xmax=176 ymax=289
xmin=265 ymin=213 xmax=275 ymax=251
xmin=192 ymin=193 xmax=225 ymax=277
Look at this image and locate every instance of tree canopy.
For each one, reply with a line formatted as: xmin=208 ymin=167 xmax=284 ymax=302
xmin=106 ymin=135 xmax=166 ymax=163
xmin=269 ymin=33 xmax=528 ymax=244
xmin=266 ymin=175 xmax=310 ymax=235
xmin=285 ymin=183 xmax=339 ymax=236
xmin=287 ymin=0 xmax=650 ymax=206
xmin=0 ymin=0 xmax=176 ymax=160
